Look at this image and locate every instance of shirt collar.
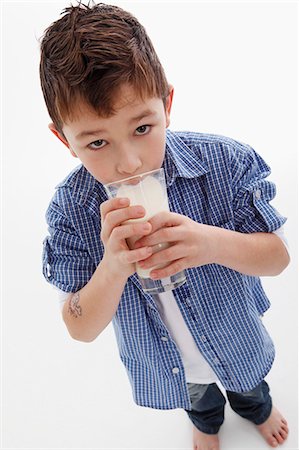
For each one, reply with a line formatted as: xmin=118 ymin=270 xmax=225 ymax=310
xmin=164 ymin=130 xmax=209 ymax=186
xmin=56 ymin=165 xmax=105 ymax=209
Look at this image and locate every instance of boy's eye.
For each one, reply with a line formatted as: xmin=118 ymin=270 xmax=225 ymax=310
xmin=135 ymin=125 xmax=151 ymax=135
xmin=88 ymin=139 xmax=107 ymax=150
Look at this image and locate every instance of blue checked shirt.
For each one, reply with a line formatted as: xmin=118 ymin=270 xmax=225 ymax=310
xmin=43 ymin=130 xmax=287 ymax=410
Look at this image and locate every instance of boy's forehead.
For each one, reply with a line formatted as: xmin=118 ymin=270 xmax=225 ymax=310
xmin=64 ymin=85 xmax=162 ymax=127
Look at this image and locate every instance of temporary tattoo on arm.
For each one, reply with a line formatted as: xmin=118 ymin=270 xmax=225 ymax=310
xmin=68 ymin=292 xmax=82 ymax=318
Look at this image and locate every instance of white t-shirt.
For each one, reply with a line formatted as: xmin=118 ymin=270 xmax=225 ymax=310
xmin=56 ymin=227 xmax=289 ymax=384
xmin=152 ymin=290 xmax=218 ymax=383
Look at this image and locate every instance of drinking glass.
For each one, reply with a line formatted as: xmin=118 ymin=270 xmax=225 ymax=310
xmin=104 ymin=168 xmax=186 ymax=294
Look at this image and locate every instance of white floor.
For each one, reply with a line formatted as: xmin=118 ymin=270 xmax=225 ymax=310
xmin=119 ymin=373 xmax=298 ymax=450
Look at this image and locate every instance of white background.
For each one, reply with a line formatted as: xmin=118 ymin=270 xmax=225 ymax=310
xmin=2 ymin=1 xmax=298 ymax=449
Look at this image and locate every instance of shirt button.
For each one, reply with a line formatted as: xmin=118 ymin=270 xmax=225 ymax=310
xmin=172 ymin=367 xmax=180 ymax=374
xmin=161 ymin=336 xmax=168 ymax=342
xmin=255 ymin=189 xmax=261 ymax=199
xmin=200 ymin=335 xmax=207 ymax=343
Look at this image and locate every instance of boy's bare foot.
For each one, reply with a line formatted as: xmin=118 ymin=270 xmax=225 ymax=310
xmin=192 ymin=425 xmax=220 ymax=450
xmin=257 ymin=406 xmax=289 ymax=447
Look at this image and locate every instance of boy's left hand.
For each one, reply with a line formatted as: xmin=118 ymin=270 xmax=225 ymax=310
xmin=134 ymin=211 xmax=215 ymax=279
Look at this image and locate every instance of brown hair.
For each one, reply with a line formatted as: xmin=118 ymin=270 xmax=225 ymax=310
xmin=39 ymin=2 xmax=170 ymax=133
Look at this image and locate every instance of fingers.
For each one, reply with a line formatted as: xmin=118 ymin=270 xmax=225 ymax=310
xmin=149 ymin=258 xmax=186 ymax=280
xmin=138 ymin=243 xmax=185 ymax=271
xmin=100 ymin=197 xmax=129 ymax=221
xmin=134 ymin=221 xmax=183 ymax=249
xmin=148 ymin=211 xmax=182 ymax=229
xmin=101 ymin=197 xmax=144 ymax=223
xmin=110 ymin=221 xmax=152 ymax=244
xmin=100 ymin=198 xmax=147 ymax=242
xmin=121 ymin=246 xmax=153 ymax=265
xmin=100 ymin=201 xmax=188 ymax=275
xmin=134 ymin=229 xmax=177 ymax=249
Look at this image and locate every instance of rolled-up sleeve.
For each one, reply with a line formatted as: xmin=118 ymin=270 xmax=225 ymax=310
xmin=42 ymin=202 xmax=96 ymax=293
xmin=232 ymin=145 xmax=287 ymax=233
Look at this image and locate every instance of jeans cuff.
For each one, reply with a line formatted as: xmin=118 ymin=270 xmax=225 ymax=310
xmin=187 ymin=413 xmax=222 ymax=435
xmin=251 ymin=399 xmax=272 ymax=425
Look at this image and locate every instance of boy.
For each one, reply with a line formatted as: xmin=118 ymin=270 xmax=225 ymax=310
xmin=40 ymin=3 xmax=290 ymax=449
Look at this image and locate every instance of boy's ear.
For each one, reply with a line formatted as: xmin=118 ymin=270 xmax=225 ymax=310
xmin=165 ymin=85 xmax=174 ymax=128
xmin=48 ymin=123 xmax=69 ymax=147
xmin=48 ymin=123 xmax=77 ymax=158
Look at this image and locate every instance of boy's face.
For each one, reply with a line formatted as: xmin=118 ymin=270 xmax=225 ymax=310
xmin=49 ymin=84 xmax=173 ymax=185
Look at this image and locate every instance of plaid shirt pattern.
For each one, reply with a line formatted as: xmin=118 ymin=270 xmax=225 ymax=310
xmin=43 ymin=130 xmax=286 ymax=410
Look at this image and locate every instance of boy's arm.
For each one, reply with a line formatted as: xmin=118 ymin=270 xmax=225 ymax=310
xmin=135 ymin=145 xmax=290 ymax=279
xmin=62 ymin=258 xmax=128 ymax=342
xmin=201 ymin=225 xmax=290 ymax=276
xmin=61 ymin=197 xmax=153 ymax=342
xmin=134 ymin=213 xmax=290 ymax=279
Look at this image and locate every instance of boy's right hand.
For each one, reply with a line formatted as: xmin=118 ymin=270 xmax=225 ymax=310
xmin=100 ymin=197 xmax=153 ymax=280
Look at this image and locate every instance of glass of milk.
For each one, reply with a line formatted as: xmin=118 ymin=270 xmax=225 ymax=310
xmin=104 ymin=168 xmax=186 ymax=294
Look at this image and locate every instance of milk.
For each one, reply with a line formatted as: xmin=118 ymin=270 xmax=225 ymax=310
xmin=117 ymin=175 xmax=169 ymax=222
xmin=117 ymin=175 xmax=169 ymax=278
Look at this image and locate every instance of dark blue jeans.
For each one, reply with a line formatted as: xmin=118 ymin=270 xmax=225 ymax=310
xmin=185 ymin=380 xmax=272 ymax=434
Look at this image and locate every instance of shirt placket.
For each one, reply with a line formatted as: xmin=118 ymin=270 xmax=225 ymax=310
xmin=173 ymin=285 xmax=239 ymax=390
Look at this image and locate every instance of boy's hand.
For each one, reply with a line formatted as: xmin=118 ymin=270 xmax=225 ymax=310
xmin=100 ymin=198 xmax=153 ymax=279
xmin=134 ymin=211 xmax=216 ymax=279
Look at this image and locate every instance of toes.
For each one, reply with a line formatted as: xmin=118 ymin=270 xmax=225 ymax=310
xmin=277 ymin=420 xmax=289 ymax=441
xmin=279 ymin=429 xmax=288 ymax=440
xmin=269 ymin=429 xmax=288 ymax=447
xmin=268 ymin=437 xmax=279 ymax=448
xmin=281 ymin=423 xmax=289 ymax=433
xmin=274 ymin=432 xmax=284 ymax=444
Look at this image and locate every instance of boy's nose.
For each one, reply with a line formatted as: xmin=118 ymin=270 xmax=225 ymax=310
xmin=117 ymin=150 xmax=142 ymax=176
